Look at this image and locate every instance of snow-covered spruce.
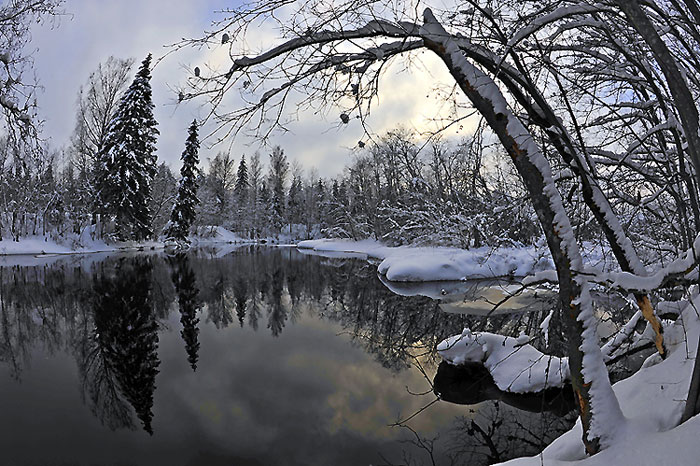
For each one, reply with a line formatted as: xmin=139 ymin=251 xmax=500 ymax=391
xmin=164 ymin=120 xmax=201 ymax=246
xmin=96 ymin=54 xmax=159 ymax=242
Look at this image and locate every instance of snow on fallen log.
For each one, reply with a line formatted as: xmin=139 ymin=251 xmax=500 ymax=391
xmin=437 ymin=328 xmax=569 ymax=393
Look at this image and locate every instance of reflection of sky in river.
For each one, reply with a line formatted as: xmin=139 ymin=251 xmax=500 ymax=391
xmin=0 ymin=248 xmax=575 ymax=465
xmin=0 ymin=292 xmax=457 ymax=465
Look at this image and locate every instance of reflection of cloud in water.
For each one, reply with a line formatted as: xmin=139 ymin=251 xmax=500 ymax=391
xmin=0 ymin=248 xmax=573 ymax=465
xmin=155 ymin=307 xmax=458 ymax=464
xmin=439 ymin=285 xmax=558 ymax=316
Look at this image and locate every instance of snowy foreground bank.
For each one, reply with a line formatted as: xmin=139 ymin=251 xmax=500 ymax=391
xmin=296 ymin=238 xmax=555 ymax=281
xmin=452 ymin=293 xmax=700 ymax=466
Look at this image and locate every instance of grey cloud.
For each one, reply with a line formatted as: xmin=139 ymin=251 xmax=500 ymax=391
xmin=30 ymin=1 xmax=466 ymax=178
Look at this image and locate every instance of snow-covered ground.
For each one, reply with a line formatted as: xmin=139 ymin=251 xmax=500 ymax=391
xmin=439 ymin=296 xmax=700 ymax=466
xmin=0 ymin=233 xmax=161 ymax=256
xmin=0 ymin=226 xmax=250 ymax=261
xmin=297 ymin=238 xmax=555 ymax=281
xmin=189 ymin=225 xmax=247 ymax=244
xmin=438 ymin=329 xmax=569 ymax=393
xmin=297 ymin=238 xmax=554 ymax=281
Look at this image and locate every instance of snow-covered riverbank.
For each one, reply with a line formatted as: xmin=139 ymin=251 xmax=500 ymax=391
xmin=481 ymin=291 xmax=700 ymax=465
xmin=0 ymin=235 xmax=579 ymax=285
xmin=0 ymin=234 xmax=163 ymax=256
xmin=297 ymin=238 xmax=554 ymax=282
xmin=0 ymin=226 xmax=250 ymax=260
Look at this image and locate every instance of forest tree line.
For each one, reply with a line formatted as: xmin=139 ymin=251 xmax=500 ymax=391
xmin=0 ymin=45 xmax=689 ymax=254
xmin=0 ymin=53 xmax=544 ymax=248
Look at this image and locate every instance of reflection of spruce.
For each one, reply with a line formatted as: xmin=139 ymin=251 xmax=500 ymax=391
xmin=248 ymin=294 xmax=261 ymax=331
xmin=233 ymin=277 xmax=248 ymax=328
xmin=207 ymin=275 xmax=233 ymax=329
xmin=170 ymin=254 xmax=201 ymax=371
xmin=92 ymin=257 xmax=160 ymax=435
xmin=286 ymin=257 xmax=301 ymax=304
xmin=267 ymin=267 xmax=287 ymax=337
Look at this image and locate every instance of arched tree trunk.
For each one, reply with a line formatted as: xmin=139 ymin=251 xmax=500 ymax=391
xmin=615 ymin=0 xmax=700 ymax=192
xmin=454 ymin=36 xmax=667 ymax=357
xmin=421 ymin=9 xmax=625 ymax=454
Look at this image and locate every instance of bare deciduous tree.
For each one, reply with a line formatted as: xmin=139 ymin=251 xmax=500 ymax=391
xmin=176 ymin=0 xmax=700 ymax=455
xmin=0 ymin=0 xmax=63 ymax=147
xmin=69 ymin=56 xmax=134 ymax=177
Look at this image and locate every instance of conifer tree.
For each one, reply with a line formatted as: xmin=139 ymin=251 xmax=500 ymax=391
xmin=268 ymin=146 xmax=288 ymax=233
xmin=97 ymin=54 xmax=159 ymax=241
xmin=233 ymin=154 xmax=249 ymax=235
xmin=165 ymin=120 xmax=200 ymax=244
xmin=234 ymin=154 xmax=248 ymax=203
xmin=287 ymin=176 xmax=302 ymax=232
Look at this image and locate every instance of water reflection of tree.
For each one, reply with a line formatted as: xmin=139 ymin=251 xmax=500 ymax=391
xmin=197 ymin=257 xmax=234 ymax=329
xmin=169 ymin=253 xmax=201 ymax=371
xmin=267 ymin=266 xmax=288 ymax=337
xmin=382 ymin=401 xmax=575 ymax=466
xmin=0 ymin=268 xmax=27 ymax=380
xmin=185 ymin=248 xmax=439 ymax=364
xmin=1 ymin=247 xmax=577 ymax=460
xmin=233 ymin=276 xmax=248 ymax=327
xmin=84 ymin=257 xmax=160 ymax=434
xmin=188 ymin=246 xmax=476 ymax=367
xmin=0 ymin=264 xmax=93 ymax=380
xmin=445 ymin=402 xmax=577 ymax=465
xmin=320 ymin=262 xmax=472 ymax=370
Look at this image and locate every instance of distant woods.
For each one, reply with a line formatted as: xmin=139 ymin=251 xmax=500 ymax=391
xmin=0 ymin=51 xmax=543 ymax=247
xmin=0 ymin=1 xmax=546 ymax=248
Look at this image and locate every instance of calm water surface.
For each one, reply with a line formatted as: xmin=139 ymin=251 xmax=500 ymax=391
xmin=0 ymin=246 xmax=574 ymax=466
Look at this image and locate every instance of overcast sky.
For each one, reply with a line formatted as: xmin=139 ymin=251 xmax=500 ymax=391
xmin=30 ymin=0 xmax=466 ymax=178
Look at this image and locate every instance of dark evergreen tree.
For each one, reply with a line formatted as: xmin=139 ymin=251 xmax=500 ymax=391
xmin=233 ymin=155 xmax=249 ymax=235
xmin=96 ymin=54 xmax=159 ymax=241
xmin=234 ymin=154 xmax=248 ymax=203
xmin=165 ymin=120 xmax=200 ymax=243
xmin=169 ymin=253 xmax=201 ymax=371
xmin=268 ymin=146 xmax=288 ymax=233
xmin=287 ymin=176 xmax=302 ymax=229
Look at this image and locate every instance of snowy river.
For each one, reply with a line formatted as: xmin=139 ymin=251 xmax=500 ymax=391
xmin=0 ymin=246 xmax=574 ymax=465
